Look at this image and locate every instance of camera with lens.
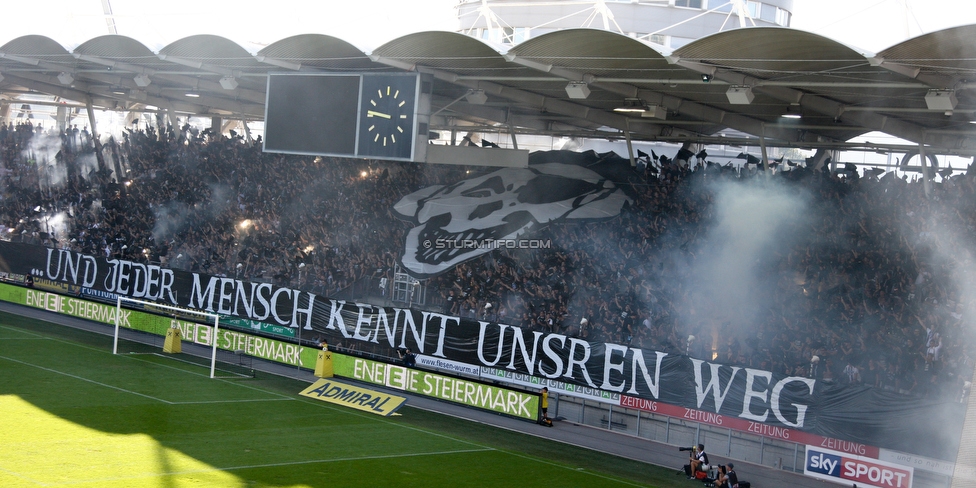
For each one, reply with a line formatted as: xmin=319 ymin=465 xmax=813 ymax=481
xmin=678 ymin=446 xmax=696 ymax=452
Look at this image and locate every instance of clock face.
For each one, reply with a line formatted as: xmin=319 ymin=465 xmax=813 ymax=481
xmin=358 ymin=75 xmax=417 ymax=160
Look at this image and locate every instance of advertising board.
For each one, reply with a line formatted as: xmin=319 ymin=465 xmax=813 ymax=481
xmin=805 ymin=445 xmax=913 ymax=488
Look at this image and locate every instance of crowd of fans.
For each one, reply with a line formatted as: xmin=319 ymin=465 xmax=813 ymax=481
xmin=1 ymin=119 xmax=974 ymax=401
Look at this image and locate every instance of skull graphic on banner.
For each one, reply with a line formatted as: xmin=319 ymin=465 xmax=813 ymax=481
xmin=394 ymin=162 xmax=632 ymax=277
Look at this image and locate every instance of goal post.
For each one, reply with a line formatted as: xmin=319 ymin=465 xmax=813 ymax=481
xmin=113 ymin=296 xmax=222 ymax=379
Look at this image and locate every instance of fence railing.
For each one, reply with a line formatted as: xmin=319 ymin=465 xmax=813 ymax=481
xmin=546 ymin=393 xmax=951 ymax=488
xmin=383 ymin=356 xmax=953 ymax=488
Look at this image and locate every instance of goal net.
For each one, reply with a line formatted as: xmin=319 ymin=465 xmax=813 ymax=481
xmin=112 ymin=296 xmax=253 ymax=379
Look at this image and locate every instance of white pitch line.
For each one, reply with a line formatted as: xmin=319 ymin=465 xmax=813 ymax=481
xmin=219 ymin=447 xmax=497 ymax=471
xmin=0 ymin=354 xmax=174 ymax=405
xmin=0 ymin=324 xmax=292 ymax=402
xmin=0 ymin=324 xmax=109 ymax=353
xmin=123 ymin=353 xmax=251 ymax=379
xmin=2 ymin=323 xmax=647 ymax=486
xmin=123 ymin=353 xmax=294 ymax=400
xmin=172 ymin=398 xmax=295 ymax=405
xmin=0 ymin=465 xmax=46 ymax=486
xmin=41 ymin=448 xmax=497 ymax=486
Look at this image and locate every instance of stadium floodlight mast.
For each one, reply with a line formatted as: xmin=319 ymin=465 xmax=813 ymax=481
xmin=114 ymin=296 xmax=222 ymax=378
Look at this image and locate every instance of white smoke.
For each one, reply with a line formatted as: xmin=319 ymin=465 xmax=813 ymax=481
xmin=25 ymin=132 xmax=67 ymax=189
xmin=152 ymin=201 xmax=190 ymax=241
xmin=677 ymin=178 xmax=810 ymax=350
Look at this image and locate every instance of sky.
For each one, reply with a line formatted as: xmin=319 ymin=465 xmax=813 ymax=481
xmin=1 ymin=0 xmax=460 ymax=52
xmin=790 ymin=0 xmax=976 ymax=53
xmin=3 ymin=0 xmax=976 ymax=53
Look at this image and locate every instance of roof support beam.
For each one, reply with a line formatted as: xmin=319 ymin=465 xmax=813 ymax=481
xmin=673 ymin=59 xmax=976 ymax=152
xmin=430 ymin=95 xmax=569 ymax=132
xmin=3 ymin=70 xmax=262 ymax=118
xmin=0 ymin=52 xmax=70 ymax=73
xmin=157 ymin=54 xmax=237 ymax=78
xmin=0 ymin=72 xmax=131 ymax=112
xmin=866 ymin=56 xmax=956 ymax=89
xmin=453 ymin=74 xmax=930 ymax=90
xmin=369 ymin=54 xmax=644 ymax=137
xmin=82 ymin=72 xmax=263 ymax=116
xmin=77 ymin=53 xmax=266 ymax=104
xmin=502 ymin=53 xmax=816 ymax=144
xmin=254 ymin=55 xmax=302 ymax=71
xmin=74 ymin=53 xmax=155 ymax=76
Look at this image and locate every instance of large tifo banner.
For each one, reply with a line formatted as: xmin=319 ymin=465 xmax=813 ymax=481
xmin=0 ymin=241 xmax=964 ymax=460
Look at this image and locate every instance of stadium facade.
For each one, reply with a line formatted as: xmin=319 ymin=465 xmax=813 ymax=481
xmin=452 ymin=0 xmax=794 ymax=157
xmin=456 ymin=0 xmax=793 ymax=49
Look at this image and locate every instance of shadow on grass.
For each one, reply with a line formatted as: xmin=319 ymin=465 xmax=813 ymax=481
xmin=0 ymin=311 xmax=691 ymax=488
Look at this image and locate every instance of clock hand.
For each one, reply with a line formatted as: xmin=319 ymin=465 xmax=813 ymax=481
xmin=367 ymin=110 xmax=391 ymax=119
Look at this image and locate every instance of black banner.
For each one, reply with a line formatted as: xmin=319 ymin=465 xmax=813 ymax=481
xmin=0 ymin=241 xmax=963 ymax=459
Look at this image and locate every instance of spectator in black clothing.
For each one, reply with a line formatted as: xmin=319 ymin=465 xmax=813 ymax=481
xmin=397 ymin=348 xmax=416 ymax=367
xmin=725 ymin=463 xmax=739 ymax=488
xmin=1 ymin=122 xmax=974 ymax=402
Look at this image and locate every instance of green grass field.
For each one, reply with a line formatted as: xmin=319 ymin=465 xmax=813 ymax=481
xmin=0 ymin=311 xmax=685 ymax=488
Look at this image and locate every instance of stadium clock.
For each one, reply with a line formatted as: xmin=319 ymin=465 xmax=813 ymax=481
xmin=357 ymin=74 xmax=418 ymax=160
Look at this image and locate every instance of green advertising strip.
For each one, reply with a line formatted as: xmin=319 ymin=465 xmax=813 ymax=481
xmin=333 ymin=354 xmax=540 ymax=421
xmin=220 ymin=316 xmax=296 ymax=338
xmin=3 ymin=283 xmax=317 ymax=369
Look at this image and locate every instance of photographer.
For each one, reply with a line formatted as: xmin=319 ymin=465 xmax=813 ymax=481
xmin=725 ymin=463 xmax=739 ymax=488
xmin=397 ymin=348 xmax=416 ymax=368
xmin=708 ymin=464 xmax=728 ymax=488
xmin=680 ymin=443 xmax=708 ymax=478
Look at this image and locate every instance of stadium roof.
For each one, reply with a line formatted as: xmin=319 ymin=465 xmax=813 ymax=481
xmin=3 ymin=26 xmax=976 ymax=155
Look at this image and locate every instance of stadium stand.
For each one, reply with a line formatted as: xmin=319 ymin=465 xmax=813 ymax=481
xmin=1 ymin=119 xmax=974 ymax=401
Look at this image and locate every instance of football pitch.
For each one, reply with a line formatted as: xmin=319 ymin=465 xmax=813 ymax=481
xmin=0 ymin=311 xmax=681 ymax=487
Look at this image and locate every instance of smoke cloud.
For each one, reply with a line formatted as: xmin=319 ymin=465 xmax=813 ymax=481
xmin=660 ymin=176 xmax=812 ymax=359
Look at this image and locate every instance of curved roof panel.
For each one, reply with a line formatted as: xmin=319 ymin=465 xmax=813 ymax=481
xmin=3 ymin=25 xmax=976 ymax=154
xmin=879 ymin=25 xmax=976 ymax=72
xmin=73 ymin=35 xmax=170 ymax=72
xmin=0 ymin=34 xmax=75 ymax=66
xmin=372 ymin=31 xmax=511 ymax=71
xmin=159 ymin=35 xmax=264 ymax=70
xmin=671 ymin=27 xmax=924 ymax=144
xmin=510 ymin=28 xmax=688 ymax=79
xmin=258 ymin=34 xmax=375 ymax=70
xmin=675 ymin=28 xmax=866 ymax=74
xmin=74 ymin=35 xmax=155 ymax=59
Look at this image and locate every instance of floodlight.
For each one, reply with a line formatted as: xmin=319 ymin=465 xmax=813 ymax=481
xmin=701 ymin=73 xmax=712 ymax=83
xmin=565 ymin=81 xmax=591 ymax=99
xmin=465 ymin=89 xmax=488 ymax=105
xmin=133 ymin=74 xmax=151 ymax=87
xmin=640 ymin=105 xmax=667 ymax=119
xmin=613 ymin=98 xmax=648 ymax=113
xmin=925 ymin=89 xmax=957 ymax=111
xmin=726 ymin=86 xmax=754 ymax=105
xmin=219 ymin=76 xmax=238 ymax=90
xmin=57 ymin=72 xmax=74 ymax=85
